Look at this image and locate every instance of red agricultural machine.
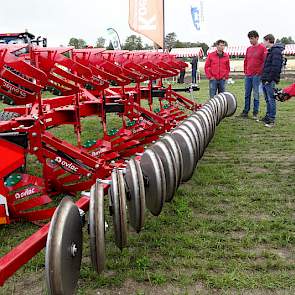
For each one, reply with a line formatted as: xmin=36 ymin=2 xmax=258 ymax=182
xmin=0 ymin=40 xmax=237 ymax=294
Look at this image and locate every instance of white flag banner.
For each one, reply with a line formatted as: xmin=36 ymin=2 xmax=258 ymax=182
xmin=107 ymin=28 xmax=122 ymax=50
xmin=190 ymin=0 xmax=205 ymax=32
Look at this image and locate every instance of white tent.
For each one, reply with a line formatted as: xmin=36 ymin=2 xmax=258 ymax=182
xmin=207 ymin=44 xmax=295 ymax=57
xmin=170 ymin=47 xmax=204 ymax=58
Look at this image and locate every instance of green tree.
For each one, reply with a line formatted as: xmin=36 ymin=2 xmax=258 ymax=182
xmin=106 ymin=41 xmax=114 ymax=50
xmin=96 ymin=37 xmax=106 ymax=48
xmin=143 ymin=43 xmax=153 ymax=50
xmin=165 ymin=32 xmax=177 ymax=51
xmin=123 ymin=35 xmax=143 ymax=50
xmin=173 ymin=40 xmax=209 ymax=55
xmin=68 ymin=37 xmax=87 ymax=49
xmin=277 ymin=36 xmax=294 ymax=45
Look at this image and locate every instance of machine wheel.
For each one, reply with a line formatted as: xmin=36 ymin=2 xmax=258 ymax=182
xmin=45 ymin=197 xmax=83 ymax=295
xmin=140 ymin=148 xmax=166 ymax=216
xmin=150 ymin=141 xmax=177 ymax=202
xmin=89 ymin=181 xmax=106 ymax=274
xmin=109 ymin=169 xmax=128 ymax=250
xmin=124 ymin=158 xmax=145 ymax=233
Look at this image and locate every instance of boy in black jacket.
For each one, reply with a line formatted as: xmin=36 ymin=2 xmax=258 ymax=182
xmin=261 ymin=34 xmax=285 ymax=127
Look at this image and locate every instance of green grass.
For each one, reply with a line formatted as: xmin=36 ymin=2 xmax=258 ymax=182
xmin=1 ymin=79 xmax=295 ymax=294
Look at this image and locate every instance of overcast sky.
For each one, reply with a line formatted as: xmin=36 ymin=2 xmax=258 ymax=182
xmin=1 ymin=0 xmax=294 ymax=47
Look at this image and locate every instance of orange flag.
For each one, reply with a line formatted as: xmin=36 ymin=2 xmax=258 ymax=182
xmin=129 ymin=0 xmax=164 ymax=48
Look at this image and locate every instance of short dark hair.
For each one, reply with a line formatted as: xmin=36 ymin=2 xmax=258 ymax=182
xmin=263 ymin=34 xmax=275 ymax=44
xmin=248 ymin=30 xmax=259 ymax=38
xmin=216 ymin=39 xmax=226 ymax=46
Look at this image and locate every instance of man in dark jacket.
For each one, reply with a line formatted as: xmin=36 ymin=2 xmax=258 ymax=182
xmin=191 ymin=56 xmax=198 ymax=84
xmin=205 ymin=40 xmax=230 ymax=98
xmin=261 ymin=34 xmax=285 ymax=127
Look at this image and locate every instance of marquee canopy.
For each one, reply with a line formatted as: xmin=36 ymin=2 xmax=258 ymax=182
xmin=170 ymin=47 xmax=204 ymax=58
xmin=207 ymin=44 xmax=295 ymax=57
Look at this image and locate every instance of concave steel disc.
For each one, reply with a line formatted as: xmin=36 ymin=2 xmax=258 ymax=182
xmin=175 ymin=124 xmax=198 ymax=164
xmin=203 ymin=104 xmax=218 ymax=128
xmin=45 ymin=197 xmax=82 ymax=295
xmin=206 ymin=100 xmax=218 ymax=122
xmin=223 ymin=92 xmax=237 ymax=117
xmin=181 ymin=120 xmax=202 ymax=161
xmin=140 ymin=148 xmax=166 ymax=216
xmin=199 ymin=108 xmax=214 ymax=140
xmin=150 ymin=140 xmax=177 ymax=202
xmin=161 ymin=133 xmax=183 ymax=186
xmin=192 ymin=112 xmax=210 ymax=147
xmin=171 ymin=129 xmax=195 ymax=182
xmin=89 ymin=181 xmax=106 ymax=274
xmin=185 ymin=116 xmax=206 ymax=159
xmin=215 ymin=94 xmax=228 ymax=119
xmin=124 ymin=158 xmax=145 ymax=232
xmin=109 ymin=169 xmax=128 ymax=250
xmin=200 ymin=107 xmax=215 ymax=141
xmin=212 ymin=97 xmax=224 ymax=124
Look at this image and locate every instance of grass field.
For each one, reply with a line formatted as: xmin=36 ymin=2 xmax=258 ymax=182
xmin=0 ymin=79 xmax=295 ymax=295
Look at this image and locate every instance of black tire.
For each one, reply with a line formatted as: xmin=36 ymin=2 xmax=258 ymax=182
xmin=0 ymin=111 xmax=20 ymax=121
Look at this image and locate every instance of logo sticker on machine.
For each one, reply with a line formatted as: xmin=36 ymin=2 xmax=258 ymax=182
xmin=2 ymin=80 xmax=27 ymax=97
xmin=54 ymin=156 xmax=79 ymax=172
xmin=14 ymin=187 xmax=36 ymax=200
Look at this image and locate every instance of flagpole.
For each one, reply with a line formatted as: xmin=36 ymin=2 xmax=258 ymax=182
xmin=163 ymin=0 xmax=165 ymax=52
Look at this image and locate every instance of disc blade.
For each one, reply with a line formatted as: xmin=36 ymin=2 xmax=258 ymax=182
xmin=125 ymin=158 xmax=145 ymax=232
xmin=45 ymin=197 xmax=82 ymax=295
xmin=89 ymin=181 xmax=106 ymax=274
xmin=140 ymin=149 xmax=166 ymax=216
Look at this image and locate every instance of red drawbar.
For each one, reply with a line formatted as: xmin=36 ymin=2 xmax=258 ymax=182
xmin=0 ymin=139 xmax=25 ymax=176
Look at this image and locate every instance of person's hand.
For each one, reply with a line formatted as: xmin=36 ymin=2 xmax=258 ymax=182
xmin=210 ymin=77 xmax=215 ymax=80
xmin=274 ymin=88 xmax=291 ymax=102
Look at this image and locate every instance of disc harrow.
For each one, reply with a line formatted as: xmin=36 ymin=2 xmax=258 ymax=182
xmin=0 ymin=43 xmax=237 ymax=293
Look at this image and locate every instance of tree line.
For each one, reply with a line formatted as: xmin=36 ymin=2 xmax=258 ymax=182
xmin=68 ymin=33 xmax=295 ymax=53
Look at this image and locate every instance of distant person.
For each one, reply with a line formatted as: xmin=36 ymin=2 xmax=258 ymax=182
xmin=282 ymin=55 xmax=287 ymax=74
xmin=240 ymin=30 xmax=267 ymax=120
xmin=205 ymin=40 xmax=230 ymax=98
xmin=177 ymin=58 xmax=186 ymax=83
xmin=261 ymin=34 xmax=285 ymax=128
xmin=178 ymin=68 xmax=186 ymax=83
xmin=191 ymin=56 xmax=198 ymax=84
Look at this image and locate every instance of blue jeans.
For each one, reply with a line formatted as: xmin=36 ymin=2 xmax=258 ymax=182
xmin=192 ymin=70 xmax=197 ymax=84
xmin=262 ymin=82 xmax=276 ymax=122
xmin=244 ymin=75 xmax=261 ymax=115
xmin=209 ymin=79 xmax=226 ymax=98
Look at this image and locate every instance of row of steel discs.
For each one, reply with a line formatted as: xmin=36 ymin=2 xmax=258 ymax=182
xmin=45 ymin=92 xmax=237 ymax=294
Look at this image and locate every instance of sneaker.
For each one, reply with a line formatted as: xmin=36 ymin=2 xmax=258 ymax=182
xmin=253 ymin=114 xmax=259 ymax=121
xmin=261 ymin=116 xmax=269 ymax=123
xmin=239 ymin=112 xmax=248 ymax=118
xmin=264 ymin=121 xmax=275 ymax=128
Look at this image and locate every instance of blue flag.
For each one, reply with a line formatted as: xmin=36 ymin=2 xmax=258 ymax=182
xmin=191 ymin=5 xmax=201 ymax=30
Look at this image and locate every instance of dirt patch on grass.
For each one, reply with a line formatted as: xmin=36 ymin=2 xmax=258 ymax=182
xmin=246 ymin=246 xmax=294 ymax=260
xmin=1 ymin=271 xmax=46 ymax=295
xmin=93 ymin=279 xmax=207 ymax=295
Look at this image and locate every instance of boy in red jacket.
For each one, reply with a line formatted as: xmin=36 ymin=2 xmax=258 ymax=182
xmin=240 ymin=30 xmax=267 ymax=120
xmin=205 ymin=40 xmax=230 ymax=98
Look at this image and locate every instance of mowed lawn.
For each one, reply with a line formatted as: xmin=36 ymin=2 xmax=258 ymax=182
xmin=0 ymin=79 xmax=295 ymax=295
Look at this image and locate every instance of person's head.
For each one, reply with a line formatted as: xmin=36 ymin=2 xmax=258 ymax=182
xmin=215 ymin=39 xmax=226 ymax=53
xmin=248 ymin=30 xmax=259 ymax=45
xmin=263 ymin=34 xmax=275 ymax=48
